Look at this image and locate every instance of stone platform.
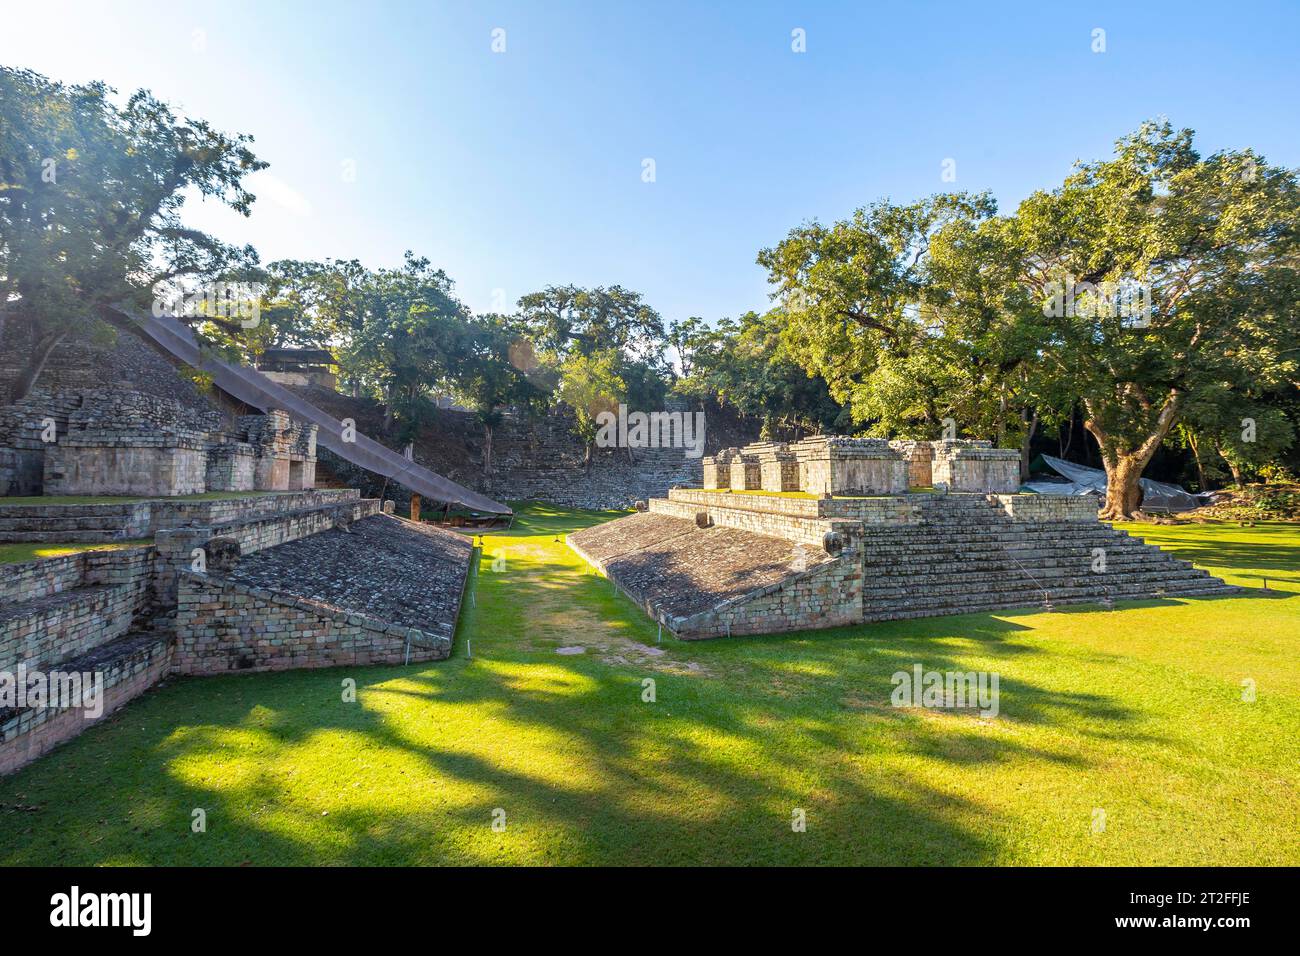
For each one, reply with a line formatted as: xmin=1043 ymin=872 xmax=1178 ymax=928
xmin=175 ymin=514 xmax=471 ymax=673
xmin=2 ymin=490 xmax=474 ymax=775
xmin=567 ymin=489 xmax=1240 ymax=639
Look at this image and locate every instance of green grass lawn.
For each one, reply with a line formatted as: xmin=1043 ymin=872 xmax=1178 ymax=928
xmin=1 ymin=506 xmax=1296 ymax=865
xmin=0 ymin=541 xmax=152 ymax=565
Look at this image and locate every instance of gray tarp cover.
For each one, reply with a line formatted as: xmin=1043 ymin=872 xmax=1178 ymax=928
xmin=128 ymin=309 xmax=512 ymax=514
xmin=1026 ymin=455 xmax=1209 ymax=513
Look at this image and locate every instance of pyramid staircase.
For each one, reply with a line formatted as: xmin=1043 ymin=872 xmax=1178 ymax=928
xmin=857 ymin=494 xmax=1237 ymax=622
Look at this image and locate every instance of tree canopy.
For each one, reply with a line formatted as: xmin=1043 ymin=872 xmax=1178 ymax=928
xmin=0 ymin=66 xmax=264 ymax=399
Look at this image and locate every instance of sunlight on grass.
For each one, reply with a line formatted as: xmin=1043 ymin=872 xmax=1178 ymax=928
xmin=0 ymin=540 xmax=151 ymax=564
xmin=0 ymin=509 xmax=1296 ymax=865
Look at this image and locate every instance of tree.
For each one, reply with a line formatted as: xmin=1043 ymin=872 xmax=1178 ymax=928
xmin=675 ymin=310 xmax=845 ymax=435
xmin=517 ymin=284 xmax=668 ymax=366
xmin=757 ymin=193 xmax=1053 ymax=461
xmin=455 ymin=313 xmax=547 ymax=474
xmin=345 ymin=253 xmax=471 ymax=430
xmin=555 ymin=349 xmax=626 ymax=467
xmin=1014 ymin=122 xmax=1300 ymax=517
xmin=0 ymin=67 xmax=264 ymax=400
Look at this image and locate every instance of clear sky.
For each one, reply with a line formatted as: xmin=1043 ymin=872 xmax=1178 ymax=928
xmin=4 ymin=0 xmax=1298 ymax=325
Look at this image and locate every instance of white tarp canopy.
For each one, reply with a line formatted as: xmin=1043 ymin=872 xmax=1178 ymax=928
xmin=1025 ymin=455 xmax=1210 ymax=513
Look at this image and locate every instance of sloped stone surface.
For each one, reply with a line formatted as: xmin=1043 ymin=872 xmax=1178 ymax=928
xmin=571 ymin=515 xmax=826 ymax=620
xmin=226 ymin=513 xmax=471 ymax=634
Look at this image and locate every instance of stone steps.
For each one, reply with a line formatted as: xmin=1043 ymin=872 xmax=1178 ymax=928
xmin=0 ymin=583 xmax=139 ymax=672
xmin=860 ymin=568 xmax=1217 ymax=602
xmin=861 ymin=584 xmax=1237 ymax=623
xmin=854 ymin=494 xmax=1236 ymax=620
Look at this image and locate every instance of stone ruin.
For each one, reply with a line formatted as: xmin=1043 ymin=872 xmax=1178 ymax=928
xmin=0 ymin=389 xmax=317 ymax=498
xmin=701 ymin=437 xmax=1021 ymax=497
xmin=0 ymin=346 xmax=474 ymax=776
xmin=571 ymin=436 xmax=1237 ymax=640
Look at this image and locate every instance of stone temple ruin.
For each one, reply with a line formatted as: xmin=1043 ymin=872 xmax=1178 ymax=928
xmin=0 ymin=331 xmax=489 ymax=775
xmin=568 ymin=437 xmax=1238 ymax=639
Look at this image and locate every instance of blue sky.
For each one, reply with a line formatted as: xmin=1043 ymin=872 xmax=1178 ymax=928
xmin=5 ymin=0 xmax=1298 ymax=325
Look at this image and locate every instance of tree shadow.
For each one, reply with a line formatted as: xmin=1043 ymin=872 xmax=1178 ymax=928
xmin=0 ymin=504 xmax=1228 ymax=867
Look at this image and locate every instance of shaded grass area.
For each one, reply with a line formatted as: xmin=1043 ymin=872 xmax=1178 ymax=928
xmin=0 ymin=541 xmax=152 ymax=565
xmin=0 ymin=511 xmax=1296 ymax=865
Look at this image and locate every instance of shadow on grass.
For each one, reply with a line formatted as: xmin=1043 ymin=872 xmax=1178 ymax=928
xmin=3 ymin=503 xmax=1243 ymax=866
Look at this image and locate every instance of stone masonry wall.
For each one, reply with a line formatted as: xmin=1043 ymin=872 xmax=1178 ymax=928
xmin=0 ymin=635 xmax=172 ymax=776
xmin=0 ymin=547 xmax=155 ymax=673
xmin=990 ymin=494 xmax=1099 ymax=522
xmin=173 ymin=574 xmax=450 ymax=674
xmin=674 ymin=553 xmax=863 ymax=639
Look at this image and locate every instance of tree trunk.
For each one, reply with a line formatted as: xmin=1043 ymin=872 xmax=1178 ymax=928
xmin=1216 ymin=445 xmax=1244 ymax=488
xmin=1099 ymin=454 xmax=1146 ymax=520
xmin=1019 ymin=408 xmax=1038 ymax=482
xmin=482 ymin=423 xmax=494 ymax=476
xmin=9 ymin=330 xmax=67 ymax=404
xmin=1084 ymin=391 xmax=1184 ymax=521
xmin=1187 ymin=431 xmax=1208 ymax=493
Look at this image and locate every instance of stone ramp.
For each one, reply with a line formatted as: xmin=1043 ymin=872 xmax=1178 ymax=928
xmin=568 ymin=512 xmax=844 ymax=633
xmin=175 ymin=513 xmax=473 ymax=672
xmin=227 ymin=513 xmax=471 ymax=634
xmin=126 ymin=309 xmax=511 ymax=514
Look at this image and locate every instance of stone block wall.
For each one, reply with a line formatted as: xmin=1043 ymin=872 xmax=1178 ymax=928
xmin=990 ymin=493 xmax=1099 ymax=522
xmin=648 ymin=497 xmax=836 ymax=547
xmin=0 ymin=447 xmax=43 ymax=497
xmin=44 ymin=440 xmax=209 ymax=497
xmin=728 ymin=456 xmax=762 ymax=490
xmin=702 ymin=454 xmax=733 ymax=489
xmin=0 ymin=553 xmax=87 ymax=606
xmin=173 ymin=574 xmax=450 ymax=674
xmin=932 ymin=442 xmax=1021 ymax=493
xmin=0 ymin=547 xmax=155 ymax=673
xmin=673 ymin=553 xmax=863 ymax=639
xmin=206 ymin=443 xmax=256 ymax=492
xmin=759 ymin=454 xmax=800 ymax=492
xmin=0 ymin=634 xmax=171 ymax=776
xmin=890 ymin=440 xmax=934 ymax=487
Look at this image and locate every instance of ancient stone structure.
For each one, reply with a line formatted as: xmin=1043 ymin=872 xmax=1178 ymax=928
xmin=1 ymin=488 xmax=473 ymax=775
xmin=794 ymin=437 xmax=910 ymax=496
xmin=701 ymin=449 xmax=735 ymax=490
xmin=889 ymin=440 xmax=934 ymax=487
xmin=32 ymin=394 xmax=317 ymax=498
xmin=702 ymin=436 xmax=1023 ymax=498
xmin=728 ymin=453 xmax=763 ymax=491
xmin=750 ymin=443 xmax=800 ymax=492
xmin=254 ymin=347 xmax=338 ymax=390
xmin=931 ymin=440 xmax=1020 ymax=494
xmin=569 ymin=487 xmax=1239 ymax=640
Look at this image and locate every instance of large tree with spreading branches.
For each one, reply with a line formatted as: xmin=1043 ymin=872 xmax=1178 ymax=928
xmin=0 ymin=67 xmax=265 ymax=401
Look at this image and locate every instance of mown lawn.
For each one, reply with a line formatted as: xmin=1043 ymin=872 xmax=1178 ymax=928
xmin=0 ymin=541 xmax=151 ymax=565
xmin=1 ymin=507 xmax=1296 ymax=865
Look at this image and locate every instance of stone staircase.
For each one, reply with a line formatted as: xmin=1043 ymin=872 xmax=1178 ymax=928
xmin=0 ymin=502 xmax=153 ymax=543
xmin=857 ymin=494 xmax=1236 ymax=622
